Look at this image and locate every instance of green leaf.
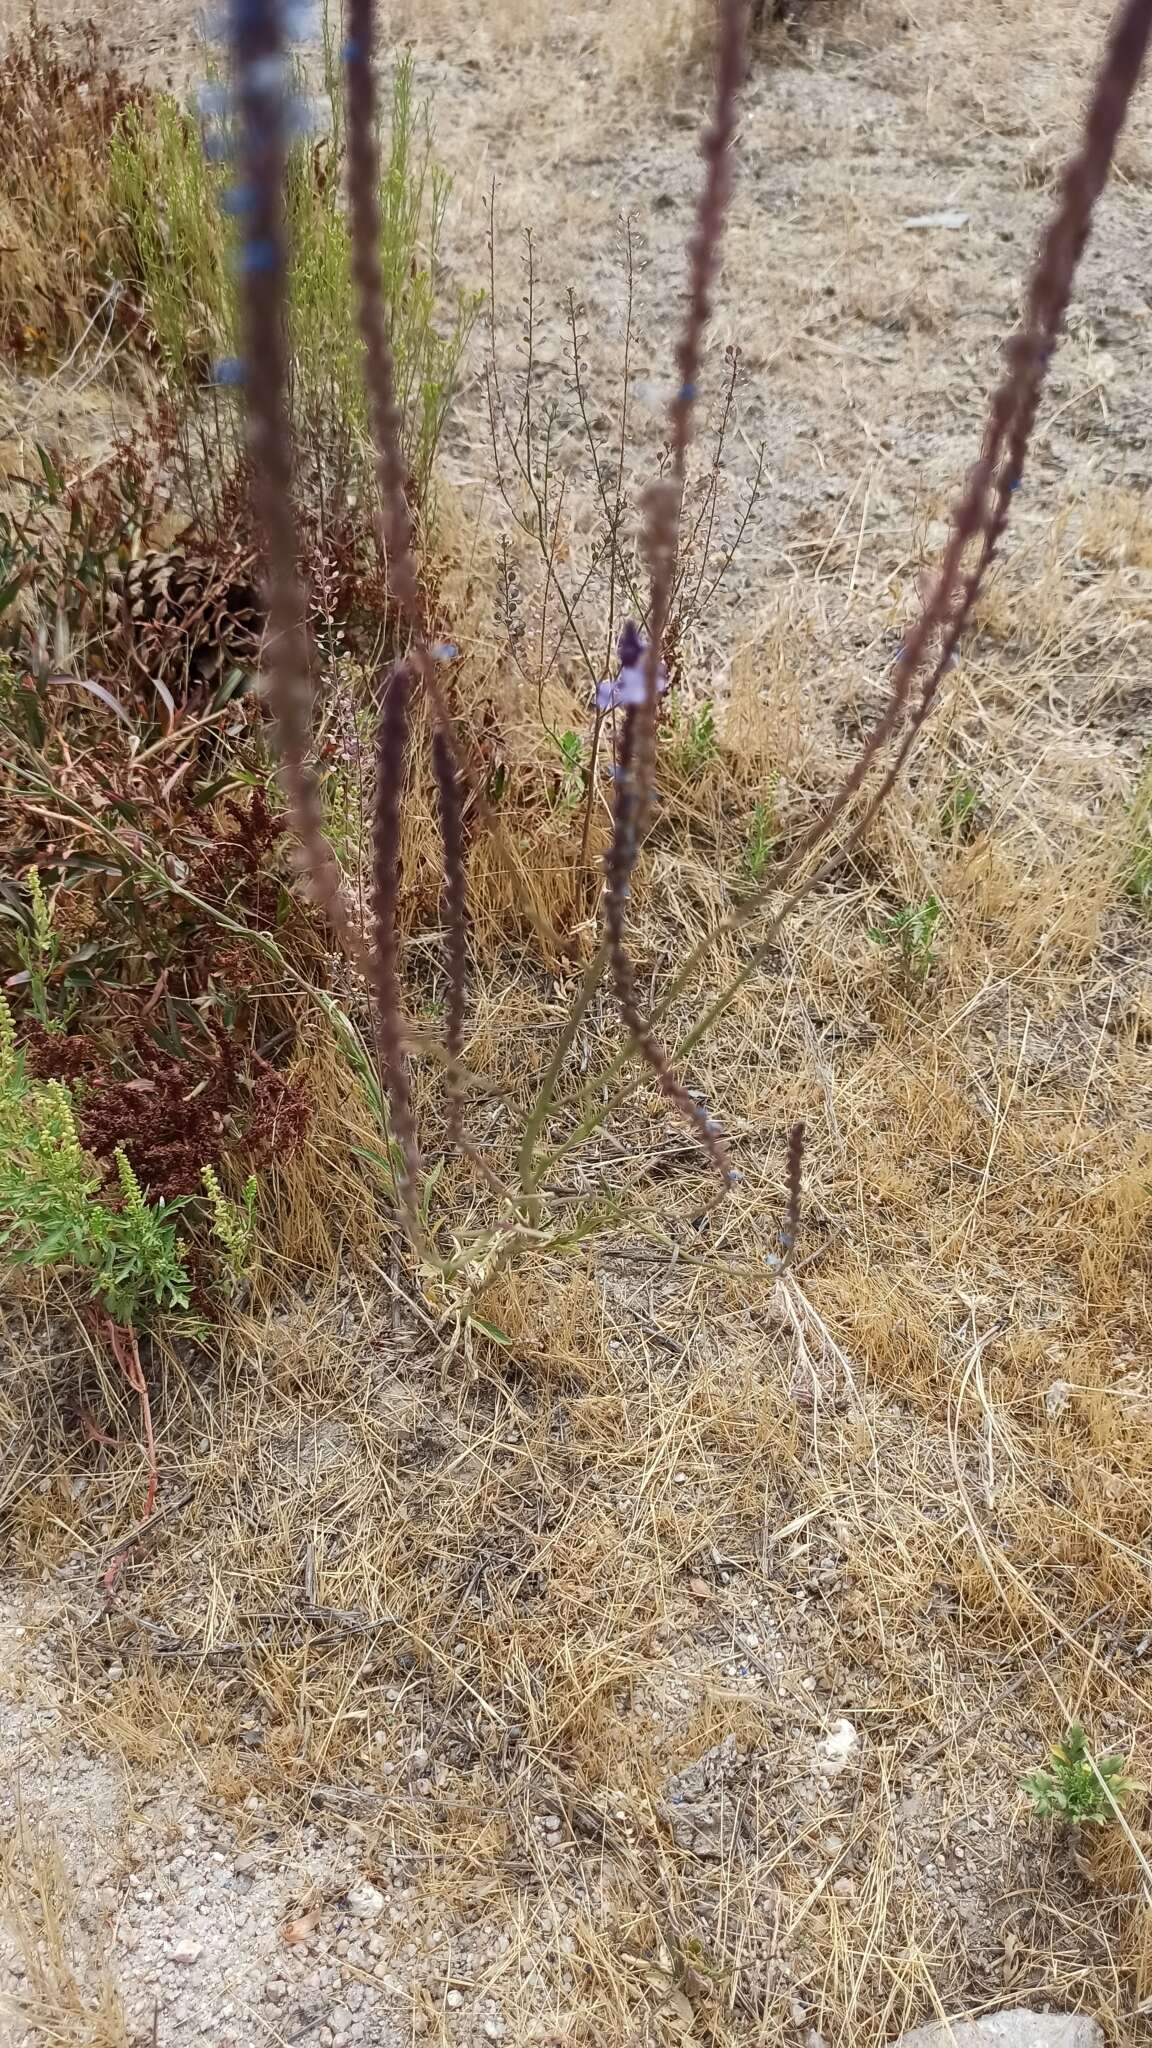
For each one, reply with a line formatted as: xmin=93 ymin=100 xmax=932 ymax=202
xmin=466 ymin=1315 xmax=514 ymax=1348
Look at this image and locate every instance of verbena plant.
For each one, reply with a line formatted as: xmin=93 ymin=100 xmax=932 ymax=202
xmin=221 ymin=0 xmax=1152 ymax=1298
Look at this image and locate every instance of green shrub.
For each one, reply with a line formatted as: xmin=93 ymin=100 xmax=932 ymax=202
xmin=108 ymin=52 xmax=479 ymax=504
xmin=0 ymin=999 xmax=191 ymax=1326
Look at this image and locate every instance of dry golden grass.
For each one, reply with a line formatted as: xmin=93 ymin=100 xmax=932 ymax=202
xmin=4 ymin=497 xmax=1151 ymax=2041
xmin=1 ymin=1835 xmax=128 ymax=2048
xmin=3 ymin=0 xmax=1152 ymax=2039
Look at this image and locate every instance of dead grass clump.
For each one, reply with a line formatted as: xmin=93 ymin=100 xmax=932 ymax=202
xmin=0 ymin=1833 xmax=128 ymax=2048
xmin=0 ymin=13 xmax=152 ymax=365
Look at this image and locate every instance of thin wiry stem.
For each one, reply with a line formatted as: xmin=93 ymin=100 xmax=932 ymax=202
xmin=605 ymin=706 xmax=734 ymax=1180
xmin=603 ymin=0 xmax=751 ymax=1180
xmin=343 ymin=0 xmax=563 ymax=986
xmin=370 ymin=665 xmax=421 ymax=1222
xmin=228 ymin=0 xmax=367 ymax=973
xmin=432 ymin=730 xmax=467 ymax=1144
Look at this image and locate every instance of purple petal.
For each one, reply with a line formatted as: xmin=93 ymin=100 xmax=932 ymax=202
xmin=614 ymin=664 xmax=650 ymax=707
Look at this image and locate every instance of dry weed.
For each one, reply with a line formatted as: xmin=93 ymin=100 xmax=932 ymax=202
xmin=0 ymin=1833 xmax=128 ymax=2048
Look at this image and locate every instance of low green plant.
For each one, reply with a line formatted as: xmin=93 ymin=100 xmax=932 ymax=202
xmin=12 ymin=867 xmax=67 ymax=1031
xmin=1023 ymin=1722 xmax=1133 ymax=1826
xmin=679 ymin=699 xmax=718 ymax=775
xmin=868 ymin=895 xmax=941 ymax=983
xmin=742 ymin=787 xmax=778 ymax=882
xmin=941 ymin=776 xmax=983 ymax=839
xmin=551 ymin=730 xmax=585 ymax=809
xmin=0 ymin=1001 xmax=191 ymax=1325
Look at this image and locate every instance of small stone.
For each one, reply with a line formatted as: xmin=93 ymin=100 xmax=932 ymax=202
xmin=345 ymin=1881 xmax=386 ymax=1921
xmin=170 ymin=1939 xmax=202 ymax=1966
xmin=446 ymin=1989 xmax=464 ymax=2008
xmin=891 ymin=2017 xmax=1102 ymax=2048
xmin=820 ymin=1719 xmax=859 ymax=1774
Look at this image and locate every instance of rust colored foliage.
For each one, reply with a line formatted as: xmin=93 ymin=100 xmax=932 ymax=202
xmin=25 ymin=1022 xmax=309 ymax=1203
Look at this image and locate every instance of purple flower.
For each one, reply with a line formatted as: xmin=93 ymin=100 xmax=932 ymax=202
xmin=596 ymin=620 xmax=668 ymax=713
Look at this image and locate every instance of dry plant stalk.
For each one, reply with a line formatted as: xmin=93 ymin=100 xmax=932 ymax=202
xmin=603 ymin=0 xmax=751 ymax=1182
xmin=369 ymin=666 xmax=421 ymax=1211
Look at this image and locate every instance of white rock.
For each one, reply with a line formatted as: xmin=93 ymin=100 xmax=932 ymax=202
xmin=890 ymin=2011 xmax=1104 ymax=2048
xmin=901 ymin=210 xmax=971 ymax=231
xmin=170 ymin=1938 xmax=203 ymax=1965
xmin=345 ymin=1881 xmax=386 ymax=1920
xmin=820 ymin=1719 xmax=860 ymax=1773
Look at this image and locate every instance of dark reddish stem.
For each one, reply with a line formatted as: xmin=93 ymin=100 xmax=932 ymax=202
xmin=229 ymin=0 xmax=366 ymax=970
xmin=432 ymin=731 xmax=468 ymax=1143
xmin=603 ymin=0 xmax=751 ymax=1181
xmin=370 ymin=666 xmax=421 ymax=1220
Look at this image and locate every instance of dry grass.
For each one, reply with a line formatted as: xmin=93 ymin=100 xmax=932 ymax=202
xmin=3 ymin=0 xmax=1152 ymax=2041
xmin=1 ymin=1834 xmax=128 ymax=2048
xmin=4 ymin=506 xmax=1151 ymax=2041
xmin=0 ymin=15 xmax=150 ymax=365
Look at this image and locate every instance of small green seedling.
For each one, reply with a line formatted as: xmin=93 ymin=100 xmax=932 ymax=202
xmin=683 ymin=700 xmax=718 ymax=773
xmin=743 ymin=787 xmax=778 ymax=883
xmin=1023 ymin=1722 xmax=1133 ymax=1826
xmin=551 ymin=729 xmax=585 ymax=808
xmin=868 ymin=895 xmax=941 ymax=983
xmin=941 ymin=777 xmax=983 ymax=839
